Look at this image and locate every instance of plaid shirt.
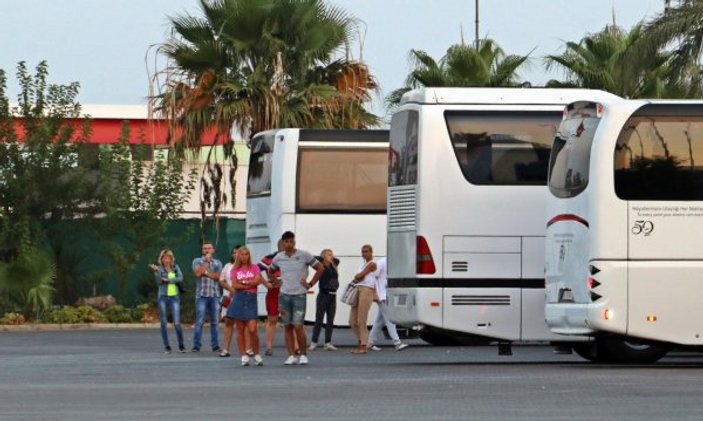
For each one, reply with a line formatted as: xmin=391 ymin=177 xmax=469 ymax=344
xmin=192 ymin=257 xmax=223 ymax=298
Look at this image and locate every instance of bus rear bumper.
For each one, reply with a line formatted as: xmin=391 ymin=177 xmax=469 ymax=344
xmin=545 ymin=303 xmax=596 ymax=336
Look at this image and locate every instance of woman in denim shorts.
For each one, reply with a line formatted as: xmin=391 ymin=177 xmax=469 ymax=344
xmin=225 ymin=247 xmax=264 ymax=366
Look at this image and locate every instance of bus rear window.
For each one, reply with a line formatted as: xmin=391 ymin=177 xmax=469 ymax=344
xmin=247 ymin=133 xmax=275 ymax=197
xmin=614 ymin=110 xmax=703 ymax=201
xmin=549 ymin=103 xmax=601 ymax=198
xmin=389 ymin=110 xmax=418 ymax=186
xmin=297 ymin=147 xmax=387 ymax=213
xmin=445 ymin=111 xmax=558 ymax=185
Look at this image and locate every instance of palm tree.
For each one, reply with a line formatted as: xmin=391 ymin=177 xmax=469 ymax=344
xmin=387 ymin=39 xmax=531 ymax=106
xmin=153 ymin=0 xmax=379 ymax=151
xmin=637 ymin=0 xmax=703 ymax=88
xmin=545 ymin=24 xmax=696 ymax=98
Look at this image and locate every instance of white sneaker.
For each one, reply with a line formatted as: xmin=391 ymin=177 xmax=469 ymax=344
xmin=308 ymin=343 xmax=317 ymax=351
xmin=395 ymin=343 xmax=409 ymax=351
xmin=323 ymin=343 xmax=338 ymax=351
xmin=284 ymin=355 xmax=298 ymax=365
xmin=254 ymin=354 xmax=263 ymax=366
xmin=241 ymin=355 xmax=250 ymax=366
xmin=246 ymin=348 xmax=254 ymax=357
xmin=298 ymin=354 xmax=309 ymax=365
xmin=368 ymin=345 xmax=382 ymax=352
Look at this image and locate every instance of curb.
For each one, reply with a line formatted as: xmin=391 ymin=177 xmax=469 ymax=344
xmin=0 ymin=323 xmax=164 ymax=332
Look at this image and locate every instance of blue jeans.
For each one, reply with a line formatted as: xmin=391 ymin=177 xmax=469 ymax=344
xmin=158 ymin=296 xmax=184 ymax=350
xmin=278 ymin=293 xmax=307 ymax=325
xmin=193 ymin=296 xmax=220 ymax=350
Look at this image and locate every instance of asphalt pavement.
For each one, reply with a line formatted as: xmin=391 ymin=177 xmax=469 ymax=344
xmin=2 ymin=327 xmax=703 ymax=420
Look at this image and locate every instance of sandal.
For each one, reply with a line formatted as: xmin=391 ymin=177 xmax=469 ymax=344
xmin=350 ymin=346 xmax=367 ymax=354
xmin=219 ymin=350 xmax=231 ymax=358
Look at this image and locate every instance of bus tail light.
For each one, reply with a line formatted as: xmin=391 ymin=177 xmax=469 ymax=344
xmin=604 ymin=309 xmax=614 ymax=320
xmin=588 ymin=272 xmax=602 ymax=302
xmin=416 ymin=236 xmax=436 ymax=275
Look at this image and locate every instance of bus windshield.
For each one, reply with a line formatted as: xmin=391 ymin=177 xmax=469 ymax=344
xmin=549 ymin=104 xmax=601 ymax=198
xmin=247 ymin=133 xmax=275 ymax=197
xmin=445 ymin=111 xmax=558 ymax=185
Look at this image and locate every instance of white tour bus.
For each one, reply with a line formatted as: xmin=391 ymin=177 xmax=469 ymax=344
xmin=246 ymin=129 xmax=388 ymax=324
xmin=386 ymin=87 xmax=619 ymax=349
xmin=545 ymin=99 xmax=703 ymax=363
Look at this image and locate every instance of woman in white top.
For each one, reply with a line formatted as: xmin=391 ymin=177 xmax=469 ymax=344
xmin=218 ymin=246 xmax=240 ymax=357
xmin=349 ymin=244 xmax=377 ymax=354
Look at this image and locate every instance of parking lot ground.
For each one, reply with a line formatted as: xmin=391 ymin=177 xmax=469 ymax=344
xmin=2 ymin=327 xmax=703 ymax=420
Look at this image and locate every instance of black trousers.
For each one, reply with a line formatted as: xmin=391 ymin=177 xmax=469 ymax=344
xmin=311 ymin=292 xmax=336 ymax=344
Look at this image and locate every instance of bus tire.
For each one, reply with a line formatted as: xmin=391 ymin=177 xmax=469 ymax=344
xmin=598 ymin=337 xmax=669 ymax=364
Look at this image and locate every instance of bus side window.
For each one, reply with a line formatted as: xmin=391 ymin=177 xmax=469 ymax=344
xmin=614 ymin=115 xmax=703 ymax=201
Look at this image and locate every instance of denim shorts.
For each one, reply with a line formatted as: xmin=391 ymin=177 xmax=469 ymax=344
xmin=278 ymin=293 xmax=306 ymax=325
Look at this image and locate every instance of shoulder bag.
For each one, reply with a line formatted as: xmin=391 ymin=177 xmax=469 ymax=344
xmin=340 ymin=282 xmax=358 ymax=306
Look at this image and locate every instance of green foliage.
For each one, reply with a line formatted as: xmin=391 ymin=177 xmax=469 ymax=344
xmin=544 ymin=24 xmax=693 ymax=99
xmin=74 ymin=305 xmax=107 ymax=323
xmin=46 ymin=306 xmax=81 ymax=324
xmin=102 ymin=305 xmax=133 ymax=323
xmin=0 ymin=295 xmax=20 ymax=317
xmin=0 ymin=61 xmax=200 ymax=309
xmin=132 ymin=303 xmax=151 ymax=323
xmin=95 ymin=124 xmax=197 ymax=303
xmin=46 ymin=305 xmax=107 ymax=324
xmin=0 ymin=247 xmax=56 ymax=319
xmin=0 ymin=312 xmax=26 ymax=325
xmin=635 ymin=0 xmax=703 ymax=91
xmin=0 ymin=61 xmax=92 ymax=262
xmin=387 ymin=38 xmax=530 ymax=107
xmin=158 ymin=0 xmax=377 ymax=143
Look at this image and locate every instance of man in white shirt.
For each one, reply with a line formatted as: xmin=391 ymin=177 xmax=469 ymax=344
xmin=368 ymin=257 xmax=409 ymax=351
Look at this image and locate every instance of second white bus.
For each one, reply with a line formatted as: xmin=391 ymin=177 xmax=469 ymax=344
xmin=545 ymin=99 xmax=703 ymax=363
xmin=246 ymin=129 xmax=388 ymax=324
xmin=386 ymin=87 xmax=620 ymax=348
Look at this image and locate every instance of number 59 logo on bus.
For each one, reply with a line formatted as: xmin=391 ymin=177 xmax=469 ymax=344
xmin=631 ymin=220 xmax=654 ymax=236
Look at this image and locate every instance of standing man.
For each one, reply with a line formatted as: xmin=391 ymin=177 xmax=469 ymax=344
xmin=191 ymin=241 xmax=223 ymax=352
xmin=269 ymin=231 xmax=323 ymax=365
xmin=367 ymin=257 xmax=409 ymax=351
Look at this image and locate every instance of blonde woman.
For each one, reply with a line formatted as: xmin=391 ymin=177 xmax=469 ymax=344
xmin=309 ymin=249 xmax=340 ymax=351
xmin=224 ymin=246 xmax=265 ymax=366
xmin=148 ymin=249 xmax=185 ymax=354
xmin=349 ymin=244 xmax=377 ymax=354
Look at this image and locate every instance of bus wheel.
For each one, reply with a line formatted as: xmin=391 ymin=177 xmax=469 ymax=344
xmin=599 ymin=337 xmax=669 ymax=364
xmin=418 ymin=332 xmax=460 ymax=346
